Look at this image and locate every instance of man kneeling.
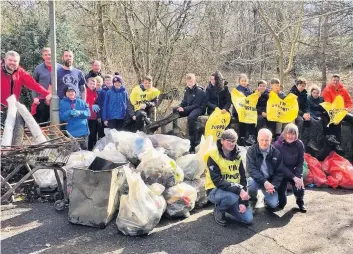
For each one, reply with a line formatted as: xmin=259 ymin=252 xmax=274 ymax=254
xmin=205 ymin=129 xmax=253 ymax=226
xmin=246 ymin=128 xmax=284 ymax=211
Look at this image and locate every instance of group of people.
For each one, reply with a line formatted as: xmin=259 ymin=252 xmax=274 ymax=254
xmin=1 ymin=48 xmax=353 ymax=227
xmin=1 ymin=48 xmax=352 ymax=152
xmin=205 ymin=124 xmax=306 ymax=226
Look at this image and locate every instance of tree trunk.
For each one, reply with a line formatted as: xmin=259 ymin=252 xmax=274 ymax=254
xmin=320 ymin=15 xmax=329 ymax=90
xmin=97 ymin=1 xmax=107 ymax=72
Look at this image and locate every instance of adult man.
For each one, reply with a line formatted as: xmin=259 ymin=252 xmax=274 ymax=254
xmin=205 ymin=129 xmax=253 ymax=226
xmin=1 ymin=51 xmax=51 ymax=106
xmin=85 ymin=60 xmax=102 ymax=80
xmin=129 ymin=75 xmax=160 ymax=131
xmin=322 ymin=74 xmax=353 ymax=151
xmin=32 ymin=47 xmax=59 ymax=123
xmin=57 ymin=50 xmax=86 ymax=101
xmin=246 ymin=128 xmax=284 ymax=211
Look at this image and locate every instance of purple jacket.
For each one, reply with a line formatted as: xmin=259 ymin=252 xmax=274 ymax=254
xmin=274 ymin=135 xmax=305 ymax=179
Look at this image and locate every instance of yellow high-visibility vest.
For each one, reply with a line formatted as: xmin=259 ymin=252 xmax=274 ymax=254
xmin=204 ymin=148 xmax=242 ymax=190
xmin=130 ymin=85 xmax=161 ymax=111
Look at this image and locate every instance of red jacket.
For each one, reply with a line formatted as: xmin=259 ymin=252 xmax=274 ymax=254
xmin=1 ymin=62 xmax=49 ymax=106
xmin=86 ymin=87 xmax=98 ymax=120
xmin=322 ymin=82 xmax=352 ymax=109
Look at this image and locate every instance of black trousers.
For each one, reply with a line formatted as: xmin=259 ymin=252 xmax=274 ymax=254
xmin=135 ymin=107 xmax=156 ymax=131
xmin=77 ymin=135 xmax=88 ymax=150
xmin=257 ymin=115 xmax=276 ymax=136
xmin=88 ymin=119 xmax=99 ymax=151
xmin=322 ymin=113 xmax=353 ymax=143
xmin=238 ymin=122 xmax=256 ymax=139
xmin=175 ymin=107 xmax=204 ymax=149
xmin=97 ymin=120 xmax=105 ymax=138
xmin=108 ymin=119 xmax=124 ymax=131
xmin=34 ymin=99 xmax=50 ymax=124
xmin=278 ymin=178 xmax=305 ymax=208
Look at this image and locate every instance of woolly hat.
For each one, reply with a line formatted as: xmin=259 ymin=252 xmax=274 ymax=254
xmin=113 ymin=75 xmax=123 ymax=84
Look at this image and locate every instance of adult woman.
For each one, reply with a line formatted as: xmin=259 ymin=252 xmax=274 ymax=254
xmin=205 ymin=71 xmax=231 ymax=115
xmin=205 ymin=129 xmax=253 ymax=226
xmin=274 ymin=123 xmax=306 ymax=212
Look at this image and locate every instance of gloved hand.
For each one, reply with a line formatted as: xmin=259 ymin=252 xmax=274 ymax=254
xmin=71 ymin=110 xmax=81 ymax=117
xmin=92 ymin=104 xmax=100 ymax=112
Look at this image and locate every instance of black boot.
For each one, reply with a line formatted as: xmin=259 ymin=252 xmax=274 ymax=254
xmin=307 ymin=140 xmax=319 ymax=152
xmin=298 ymin=204 xmax=307 ymax=213
xmin=326 ymin=135 xmax=340 ymax=145
xmin=213 ymin=205 xmax=226 ymax=226
xmin=245 ymin=135 xmax=256 ymax=146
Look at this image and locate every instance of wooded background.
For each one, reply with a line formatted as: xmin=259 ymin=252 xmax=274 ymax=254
xmin=1 ymin=0 xmax=353 ymax=96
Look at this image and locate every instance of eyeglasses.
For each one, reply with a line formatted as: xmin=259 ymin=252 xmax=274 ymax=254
xmin=225 ymin=139 xmax=236 ymax=144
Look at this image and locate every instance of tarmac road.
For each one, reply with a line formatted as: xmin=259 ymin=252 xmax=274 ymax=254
xmin=1 ymin=188 xmax=352 ymax=254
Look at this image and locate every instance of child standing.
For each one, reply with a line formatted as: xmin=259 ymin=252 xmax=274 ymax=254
xmin=86 ymin=77 xmax=100 ymax=150
xmin=59 ymin=86 xmax=90 ymax=150
xmin=269 ymin=78 xmax=286 ymax=140
xmin=232 ymin=73 xmax=256 ymax=145
xmin=102 ymin=75 xmax=128 ymax=130
xmin=96 ymin=74 xmax=113 ymax=138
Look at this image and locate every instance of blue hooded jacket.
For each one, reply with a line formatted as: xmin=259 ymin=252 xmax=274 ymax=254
xmin=96 ymin=85 xmax=109 ymax=119
xmin=59 ymin=97 xmax=90 ymax=137
xmin=102 ymin=85 xmax=128 ymax=121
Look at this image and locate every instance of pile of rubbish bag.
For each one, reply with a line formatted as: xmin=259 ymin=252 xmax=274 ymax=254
xmin=303 ymin=152 xmax=353 ymax=189
xmin=63 ymin=130 xmax=216 ymax=236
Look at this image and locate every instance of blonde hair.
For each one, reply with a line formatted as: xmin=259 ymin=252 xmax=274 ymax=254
xmin=282 ymin=123 xmax=299 ymax=140
xmin=238 ymin=73 xmax=248 ymax=83
xmin=95 ymin=76 xmax=103 ymax=84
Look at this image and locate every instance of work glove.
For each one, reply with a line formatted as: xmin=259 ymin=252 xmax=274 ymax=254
xmin=92 ymin=104 xmax=100 ymax=112
xmin=71 ymin=110 xmax=81 ymax=117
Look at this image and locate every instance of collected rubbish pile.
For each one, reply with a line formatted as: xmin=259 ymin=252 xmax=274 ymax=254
xmin=64 ymin=130 xmax=215 ymax=236
xmin=1 ymin=96 xmax=78 ymax=207
xmin=303 ymin=152 xmax=353 ymax=189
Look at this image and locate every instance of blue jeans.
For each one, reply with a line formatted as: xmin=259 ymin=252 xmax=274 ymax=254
xmin=208 ymin=188 xmax=253 ymax=224
xmin=247 ymin=177 xmax=279 ymax=208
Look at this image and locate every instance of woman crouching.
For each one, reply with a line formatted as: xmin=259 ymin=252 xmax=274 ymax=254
xmin=274 ymin=123 xmax=306 ymax=212
xmin=205 ymin=129 xmax=253 ymax=226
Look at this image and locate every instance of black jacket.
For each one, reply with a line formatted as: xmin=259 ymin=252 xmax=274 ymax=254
xmin=179 ymin=84 xmax=206 ymax=113
xmin=205 ymin=83 xmax=232 ymax=115
xmin=207 ymin=140 xmax=248 ymax=204
xmin=289 ymin=85 xmax=309 ymax=116
xmin=308 ymin=95 xmax=325 ymax=119
xmin=246 ymin=144 xmax=284 ymax=189
xmin=256 ymin=90 xmax=269 ymax=115
xmin=85 ymin=70 xmax=102 ymax=80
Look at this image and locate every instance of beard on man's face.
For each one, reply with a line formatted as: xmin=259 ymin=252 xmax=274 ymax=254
xmin=63 ymin=59 xmax=72 ymax=67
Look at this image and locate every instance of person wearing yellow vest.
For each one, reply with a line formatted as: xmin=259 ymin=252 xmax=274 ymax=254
xmin=129 ymin=75 xmax=160 ymax=131
xmin=205 ymin=129 xmax=253 ymax=226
